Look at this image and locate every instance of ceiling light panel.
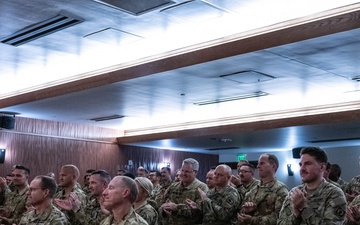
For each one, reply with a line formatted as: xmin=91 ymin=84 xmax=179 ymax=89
xmin=84 ymin=28 xmax=143 ymax=46
xmin=220 ymin=70 xmax=275 ymax=83
xmin=160 ymin=0 xmax=227 ymax=23
xmin=93 ymin=0 xmax=174 ymax=16
xmin=193 ymin=91 xmax=269 ymax=106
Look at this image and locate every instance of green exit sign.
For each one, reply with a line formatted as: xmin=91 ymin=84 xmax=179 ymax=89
xmin=237 ymin=154 xmax=247 ymax=161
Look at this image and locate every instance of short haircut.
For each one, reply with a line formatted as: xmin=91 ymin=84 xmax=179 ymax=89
xmin=260 ymin=154 xmax=279 ymax=172
xmin=182 ymin=158 xmax=199 ymax=171
xmin=15 ymin=165 xmax=30 ymax=176
xmin=86 ymin=169 xmax=96 ymax=174
xmin=119 ymin=176 xmax=138 ymax=204
xmin=330 ymin=164 xmax=342 ymax=177
xmin=123 ymin=172 xmax=135 ymax=179
xmin=161 ymin=167 xmax=171 ymax=173
xmin=149 ymin=170 xmax=161 ymax=178
xmin=35 ymin=175 xmax=57 ymax=198
xmin=240 ymin=163 xmax=256 ymax=172
xmin=62 ymin=165 xmax=80 ymax=178
xmin=216 ymin=164 xmax=232 ymax=176
xmin=300 ymin=146 xmax=328 ymax=164
xmin=91 ymin=170 xmax=111 ymax=183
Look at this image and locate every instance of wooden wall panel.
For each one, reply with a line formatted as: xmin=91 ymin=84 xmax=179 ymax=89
xmin=0 ymin=117 xmax=124 ymax=184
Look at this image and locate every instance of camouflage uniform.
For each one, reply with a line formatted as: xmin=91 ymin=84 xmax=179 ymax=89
xmin=135 ymin=201 xmax=158 ymax=225
xmin=201 ymin=184 xmax=240 ymax=225
xmin=53 ymin=186 xmax=87 ymax=225
xmin=100 ymin=207 xmax=148 ymax=225
xmin=155 ymin=181 xmax=172 ymax=208
xmin=240 ymin=179 xmax=288 ymax=225
xmin=237 ymin=178 xmax=260 ymax=205
xmin=18 ymin=203 xmax=70 ymax=225
xmin=1 ymin=185 xmax=29 ymax=224
xmin=278 ymin=179 xmax=346 ymax=225
xmin=344 ymin=194 xmax=360 ymax=225
xmin=67 ymin=197 xmax=107 ymax=225
xmin=149 ymin=183 xmax=161 ymax=209
xmin=159 ymin=178 xmax=208 ymax=225
xmin=346 ymin=175 xmax=360 ymax=199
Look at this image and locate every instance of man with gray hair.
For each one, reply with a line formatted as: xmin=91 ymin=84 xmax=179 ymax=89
xmin=159 ymin=158 xmax=208 ymax=225
xmin=100 ymin=176 xmax=148 ymax=225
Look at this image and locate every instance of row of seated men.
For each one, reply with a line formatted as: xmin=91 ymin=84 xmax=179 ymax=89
xmin=0 ymin=146 xmax=360 ymax=225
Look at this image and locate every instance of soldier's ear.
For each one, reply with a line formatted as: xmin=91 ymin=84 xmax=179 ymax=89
xmin=43 ymin=189 xmax=50 ymax=198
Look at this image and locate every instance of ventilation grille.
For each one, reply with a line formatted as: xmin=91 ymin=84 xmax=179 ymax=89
xmin=90 ymin=115 xmax=125 ymax=122
xmin=351 ymin=75 xmax=360 ymax=82
xmin=0 ymin=11 xmax=84 ymax=46
xmin=193 ymin=91 xmax=269 ymax=106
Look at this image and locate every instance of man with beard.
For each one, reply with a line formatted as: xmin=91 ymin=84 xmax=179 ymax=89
xmin=159 ymin=158 xmax=208 ymax=225
xmin=278 ymin=146 xmax=346 ymax=225
xmin=237 ymin=163 xmax=260 ymax=204
xmin=18 ymin=175 xmax=69 ymax=225
xmin=237 ymin=154 xmax=288 ymax=225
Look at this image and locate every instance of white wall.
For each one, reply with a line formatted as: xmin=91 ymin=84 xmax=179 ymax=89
xmin=219 ymin=146 xmax=360 ymax=189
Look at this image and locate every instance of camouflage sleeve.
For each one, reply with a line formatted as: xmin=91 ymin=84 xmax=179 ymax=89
xmin=176 ymin=183 xmax=208 ymax=220
xmin=50 ymin=217 xmax=71 ymax=225
xmin=202 ymin=189 xmax=240 ymax=221
xmin=250 ymin=185 xmax=288 ymax=225
xmin=277 ymin=194 xmax=301 ymax=225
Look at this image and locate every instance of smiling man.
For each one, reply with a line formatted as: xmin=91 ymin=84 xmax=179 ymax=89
xmin=278 ymin=146 xmax=346 ymax=225
xmin=0 ymin=165 xmax=30 ymax=224
xmin=159 ymin=158 xmax=208 ymax=225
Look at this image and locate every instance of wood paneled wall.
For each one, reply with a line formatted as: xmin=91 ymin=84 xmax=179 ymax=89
xmin=0 ymin=117 xmax=125 ymax=183
xmin=0 ymin=117 xmax=219 ymax=184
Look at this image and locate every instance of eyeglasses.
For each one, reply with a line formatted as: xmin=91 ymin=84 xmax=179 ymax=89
xmin=238 ymin=170 xmax=252 ymax=174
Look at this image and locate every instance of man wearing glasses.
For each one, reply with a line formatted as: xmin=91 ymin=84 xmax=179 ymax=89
xmin=159 ymin=158 xmax=208 ymax=225
xmin=18 ymin=175 xmax=69 ymax=225
xmin=237 ymin=163 xmax=260 ymax=203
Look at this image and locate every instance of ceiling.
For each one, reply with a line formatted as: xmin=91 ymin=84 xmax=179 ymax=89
xmin=1 ymin=0 xmax=360 ymax=154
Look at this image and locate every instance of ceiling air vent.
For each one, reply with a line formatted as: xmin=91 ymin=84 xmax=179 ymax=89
xmin=351 ymin=75 xmax=360 ymax=82
xmin=93 ymin=0 xmax=174 ymax=16
xmin=193 ymin=91 xmax=269 ymax=106
xmin=90 ymin=115 xmax=125 ymax=122
xmin=0 ymin=11 xmax=84 ymax=47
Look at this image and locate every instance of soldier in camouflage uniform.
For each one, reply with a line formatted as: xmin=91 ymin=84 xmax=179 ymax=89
xmin=155 ymin=167 xmax=173 ymax=207
xmin=0 ymin=165 xmax=30 ymax=225
xmin=345 ymin=194 xmax=360 ymax=225
xmin=134 ymin=177 xmax=158 ymax=225
xmin=345 ymin=156 xmax=360 ymax=203
xmin=53 ymin=164 xmax=87 ymax=224
xmin=195 ymin=164 xmax=240 ymax=225
xmin=100 ymin=176 xmax=148 ymax=225
xmin=159 ymin=158 xmax=208 ymax=225
xmin=148 ymin=170 xmax=162 ymax=209
xmin=18 ymin=175 xmax=69 ymax=225
xmin=237 ymin=154 xmax=288 ymax=225
xmin=278 ymin=147 xmax=346 ymax=225
xmin=236 ymin=163 xmax=260 ymax=205
xmin=56 ymin=170 xmax=112 ymax=225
